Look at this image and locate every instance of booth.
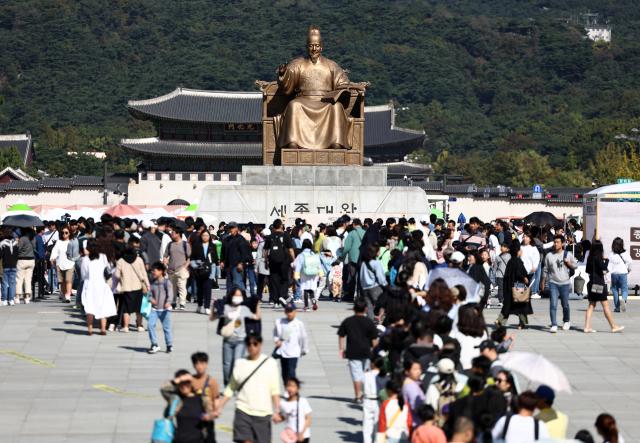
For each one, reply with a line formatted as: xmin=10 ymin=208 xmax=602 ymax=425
xmin=584 ymin=182 xmax=640 ymax=288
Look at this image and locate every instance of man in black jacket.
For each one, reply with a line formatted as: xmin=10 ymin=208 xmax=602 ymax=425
xmin=221 ymin=222 xmax=251 ymax=292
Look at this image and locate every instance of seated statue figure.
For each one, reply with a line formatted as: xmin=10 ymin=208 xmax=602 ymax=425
xmin=273 ymin=26 xmax=366 ymax=151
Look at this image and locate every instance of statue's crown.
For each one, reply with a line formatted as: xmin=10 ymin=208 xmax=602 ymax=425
xmin=307 ymin=26 xmax=321 ymax=42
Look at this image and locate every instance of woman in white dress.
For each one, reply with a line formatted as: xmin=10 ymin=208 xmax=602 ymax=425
xmin=81 ymin=239 xmax=117 ymax=336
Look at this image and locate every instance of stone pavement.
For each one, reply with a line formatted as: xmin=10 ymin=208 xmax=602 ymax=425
xmin=0 ymin=293 xmax=639 ymax=442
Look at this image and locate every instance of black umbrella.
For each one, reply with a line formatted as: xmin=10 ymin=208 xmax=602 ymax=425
xmin=522 ymin=211 xmax=561 ymax=227
xmin=2 ymin=214 xmax=44 ymax=228
xmin=167 ymin=199 xmax=189 ymax=206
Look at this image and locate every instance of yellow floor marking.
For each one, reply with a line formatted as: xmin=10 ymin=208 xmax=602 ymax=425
xmin=92 ymin=384 xmax=156 ymax=399
xmin=215 ymin=423 xmax=232 ymax=433
xmin=0 ymin=349 xmax=55 ymax=368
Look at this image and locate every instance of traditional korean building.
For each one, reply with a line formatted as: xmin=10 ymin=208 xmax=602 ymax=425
xmin=0 ymin=133 xmax=34 ymax=168
xmin=121 ymin=88 xmax=425 ymax=178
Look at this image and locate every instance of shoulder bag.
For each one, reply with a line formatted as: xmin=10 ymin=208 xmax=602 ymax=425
xmin=220 ymin=308 xmax=241 ymax=338
xmin=235 ymin=357 xmax=269 ymax=394
xmin=589 ymin=260 xmax=607 ymax=295
xmin=512 ymin=282 xmax=531 ymax=303
xmin=128 ymin=260 xmax=150 ymax=294
xmin=151 ymin=397 xmax=179 ymax=443
xmin=375 ymin=404 xmax=402 ymax=443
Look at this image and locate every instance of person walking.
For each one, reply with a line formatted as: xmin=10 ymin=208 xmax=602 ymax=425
xmin=15 ymin=228 xmax=36 ymax=304
xmin=80 ymin=239 xmax=117 ymax=336
xmin=277 ymin=377 xmax=313 ymax=443
xmin=160 ymin=370 xmax=213 ymax=443
xmin=341 ymin=218 xmax=365 ymax=301
xmin=0 ymin=228 xmax=19 ymax=306
xmin=220 ymin=222 xmax=251 ymax=291
xmin=496 ymin=240 xmax=532 ymax=329
xmin=164 ymin=227 xmax=191 ymax=310
xmin=216 ymin=287 xmax=261 ymax=386
xmin=293 ymin=239 xmax=322 ymax=311
xmin=264 ymin=219 xmax=295 ymax=306
xmin=147 ymin=262 xmax=174 ymax=354
xmin=377 ymin=380 xmax=412 ymax=443
xmin=491 ymin=391 xmax=550 ymax=442
xmin=541 ymin=235 xmax=577 ymax=333
xmin=273 ymin=302 xmax=308 ymax=384
xmin=115 ymin=246 xmax=150 ymax=332
xmin=337 ymin=298 xmax=379 ymax=403
xmin=255 ymin=228 xmax=270 ymax=303
xmin=50 ymin=226 xmax=75 ymax=303
xmin=359 ymin=244 xmax=387 ymax=321
xmin=495 ymin=242 xmax=511 ymax=305
xmin=218 ymin=334 xmax=282 ymax=443
xmin=584 ymin=240 xmax=624 ymax=333
xmin=362 ymin=357 xmax=388 ymax=443
xmin=190 ymin=230 xmax=219 ymax=315
xmin=608 ymin=237 xmax=632 ymax=313
xmin=535 ymin=385 xmax=568 ymax=440
xmin=140 ymin=220 xmax=163 ymax=269
xmin=190 ymin=352 xmax=221 ymax=443
xmin=402 ymin=360 xmax=425 ymax=428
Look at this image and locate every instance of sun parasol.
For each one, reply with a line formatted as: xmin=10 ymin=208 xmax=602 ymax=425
xmin=104 ymin=204 xmax=143 ymax=217
xmin=500 ymin=351 xmax=572 ymax=393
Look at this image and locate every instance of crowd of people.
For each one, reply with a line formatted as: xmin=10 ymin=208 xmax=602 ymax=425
xmin=2 ymin=212 xmax=630 ymax=442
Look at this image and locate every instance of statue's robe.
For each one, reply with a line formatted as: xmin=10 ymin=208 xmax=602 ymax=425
xmin=275 ymin=56 xmax=352 ymax=150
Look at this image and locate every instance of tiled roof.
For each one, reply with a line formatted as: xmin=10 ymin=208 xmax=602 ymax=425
xmin=128 ymin=88 xmax=262 ymax=123
xmin=364 ymin=104 xmax=425 ymax=148
xmin=380 ymin=161 xmax=433 ymax=176
xmin=120 ymin=138 xmax=262 ymax=159
xmin=0 ymin=134 xmax=32 ymax=166
xmin=0 ymin=175 xmax=104 ymax=194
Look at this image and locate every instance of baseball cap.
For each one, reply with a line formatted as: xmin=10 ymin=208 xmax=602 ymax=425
xmin=262 ymin=228 xmax=271 ymax=236
xmin=437 ymin=358 xmax=455 ymax=375
xmin=284 ymin=302 xmax=296 ymax=312
xmin=141 ymin=220 xmax=156 ymax=229
xmin=535 ymin=385 xmax=555 ymax=404
xmin=227 ymin=221 xmax=238 ymax=229
xmin=475 ymin=339 xmax=497 ymax=351
xmin=450 ymin=251 xmax=466 ymax=263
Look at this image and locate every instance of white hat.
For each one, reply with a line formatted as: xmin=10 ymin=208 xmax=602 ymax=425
xmin=437 ymin=358 xmax=455 ymax=375
xmin=262 ymin=228 xmax=271 ymax=236
xmin=141 ymin=220 xmax=156 ymax=229
xmin=450 ymin=251 xmax=466 ymax=263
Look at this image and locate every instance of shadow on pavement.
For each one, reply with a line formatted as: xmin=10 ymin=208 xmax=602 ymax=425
xmin=51 ymin=327 xmax=87 ymax=335
xmin=338 ymin=416 xmax=361 ymax=426
xmin=308 ymin=395 xmax=354 ymax=403
xmin=119 ymin=346 xmax=150 ymax=353
xmin=336 ymin=430 xmax=361 ymax=442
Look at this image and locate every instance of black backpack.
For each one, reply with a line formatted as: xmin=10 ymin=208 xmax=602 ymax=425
xmin=268 ymin=233 xmax=287 ymax=264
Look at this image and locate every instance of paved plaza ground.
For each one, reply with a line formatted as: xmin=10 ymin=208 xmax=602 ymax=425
xmin=1 ymin=291 xmax=639 ymax=442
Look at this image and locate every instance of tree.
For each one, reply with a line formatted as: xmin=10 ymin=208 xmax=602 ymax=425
xmin=0 ymin=147 xmax=23 ymax=170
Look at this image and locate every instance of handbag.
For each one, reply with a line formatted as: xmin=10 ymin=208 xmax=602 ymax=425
xmin=512 ymin=282 xmax=531 ymax=303
xmin=151 ymin=397 xmax=179 ymax=443
xmin=220 ymin=308 xmax=240 ymax=338
xmin=128 ymin=260 xmax=149 ymax=293
xmin=140 ymin=293 xmax=152 ymax=319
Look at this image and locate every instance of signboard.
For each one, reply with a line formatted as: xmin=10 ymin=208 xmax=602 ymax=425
xmin=630 ymin=246 xmax=640 ymax=261
xmin=616 ymin=178 xmax=633 ymax=184
xmin=532 ymin=184 xmax=543 ymax=200
xmin=631 ymin=227 xmax=640 ymax=243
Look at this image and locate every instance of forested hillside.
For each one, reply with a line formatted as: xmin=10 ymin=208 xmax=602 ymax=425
xmin=1 ymin=0 xmax=639 ymax=185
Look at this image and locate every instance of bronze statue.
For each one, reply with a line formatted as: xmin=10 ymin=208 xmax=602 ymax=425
xmin=272 ymin=26 xmax=367 ymax=151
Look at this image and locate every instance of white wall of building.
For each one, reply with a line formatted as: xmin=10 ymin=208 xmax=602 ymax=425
xmin=447 ymin=197 xmax=581 ymax=222
xmin=0 ymin=189 xmax=121 ymax=209
xmin=127 ymin=174 xmax=239 ymax=206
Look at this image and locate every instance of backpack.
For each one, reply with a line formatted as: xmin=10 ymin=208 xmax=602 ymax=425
xmin=563 ymin=249 xmax=575 ymax=278
xmin=268 ymin=233 xmax=287 ymax=264
xmin=302 ymin=252 xmax=321 ymax=276
xmin=435 ymin=379 xmax=457 ymax=426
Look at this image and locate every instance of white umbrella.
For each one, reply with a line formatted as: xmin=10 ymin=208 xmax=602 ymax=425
xmin=500 ymin=351 xmax=572 ymax=393
xmin=426 ymin=267 xmax=481 ymax=303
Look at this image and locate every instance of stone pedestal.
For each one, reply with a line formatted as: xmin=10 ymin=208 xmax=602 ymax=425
xmin=280 ymin=148 xmax=362 ymax=166
xmin=197 ymin=165 xmax=429 ymax=225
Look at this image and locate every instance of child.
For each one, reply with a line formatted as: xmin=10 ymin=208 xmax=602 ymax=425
xmin=329 ymin=259 xmax=343 ymax=302
xmin=378 ymin=380 xmax=412 ymax=443
xmin=147 ymin=262 xmax=174 ymax=354
xmin=278 ymin=377 xmax=312 ymax=443
xmin=362 ymin=357 xmax=388 ymax=443
xmin=293 ymin=239 xmax=323 ymax=311
xmin=410 ymin=404 xmax=446 ymax=443
xmin=317 ymin=249 xmax=333 ymax=298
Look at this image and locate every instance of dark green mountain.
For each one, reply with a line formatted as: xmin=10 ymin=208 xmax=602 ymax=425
xmin=1 ymin=0 xmax=639 ymax=185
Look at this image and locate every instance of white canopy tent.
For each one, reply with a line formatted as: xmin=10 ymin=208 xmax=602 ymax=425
xmin=584 ymin=182 xmax=640 ymax=288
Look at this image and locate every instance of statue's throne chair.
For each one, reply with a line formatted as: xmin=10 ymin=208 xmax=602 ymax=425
xmin=256 ymin=81 xmax=365 ymax=166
